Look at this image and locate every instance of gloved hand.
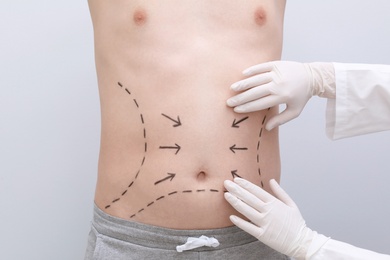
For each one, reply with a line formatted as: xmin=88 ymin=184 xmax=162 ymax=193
xmin=226 ymin=61 xmax=336 ymax=130
xmin=224 ymin=178 xmax=329 ymax=260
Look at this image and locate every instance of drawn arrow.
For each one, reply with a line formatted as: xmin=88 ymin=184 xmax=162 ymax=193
xmin=159 ymin=143 xmax=181 ymax=154
xmin=154 ymin=173 xmax=176 ymax=185
xmin=161 ymin=113 xmax=181 ymax=127
xmin=231 ymin=170 xmax=242 ymax=179
xmin=230 ymin=144 xmax=248 ymax=153
xmin=232 ymin=116 xmax=249 ymax=128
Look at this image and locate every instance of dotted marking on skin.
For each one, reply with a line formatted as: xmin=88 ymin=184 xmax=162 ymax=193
xmin=257 ymin=108 xmax=270 ymax=188
xmin=104 ymin=82 xmax=148 ymax=210
xmin=129 ymin=189 xmax=221 ymax=219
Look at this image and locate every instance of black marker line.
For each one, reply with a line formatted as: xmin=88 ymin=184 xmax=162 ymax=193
xmin=159 ymin=144 xmax=181 ymax=155
xmin=256 ymin=113 xmax=269 ymax=189
xmin=130 ymin=214 xmax=136 ymax=218
xmin=232 ymin=116 xmax=249 ymax=128
xmin=161 ymin=113 xmax=182 ymax=127
xmin=230 ymin=144 xmax=248 ymax=153
xmin=105 ymin=205 xmax=111 ymax=209
xmin=156 ymin=196 xmax=165 ymax=201
xmin=262 ymin=115 xmax=267 ymax=125
xmin=147 ymin=202 xmax=155 ymax=207
xmin=105 ymin=82 xmax=148 ymax=210
xmin=197 ymin=189 xmax=206 ymax=192
xmin=182 ymin=190 xmax=192 ymax=193
xmin=168 ymin=191 xmax=178 ymax=196
xmin=231 ymin=170 xmax=242 ymax=179
xmin=210 ymin=189 xmax=219 ymax=192
xmin=154 ymin=173 xmax=176 ymax=185
xmin=138 ymin=208 xmax=144 ymax=213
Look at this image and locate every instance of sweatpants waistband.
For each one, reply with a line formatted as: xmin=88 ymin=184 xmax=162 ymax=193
xmin=91 ymin=204 xmax=257 ymax=251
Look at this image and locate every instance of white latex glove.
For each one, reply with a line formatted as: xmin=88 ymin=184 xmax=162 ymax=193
xmin=224 ymin=178 xmax=329 ymax=260
xmin=226 ymin=61 xmax=336 ymax=130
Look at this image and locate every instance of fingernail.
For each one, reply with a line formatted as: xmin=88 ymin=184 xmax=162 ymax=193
xmin=224 ymin=180 xmax=233 ymax=189
xmin=224 ymin=180 xmax=239 ymax=193
xmin=231 ymin=82 xmax=239 ymax=90
xmin=234 ymin=106 xmax=244 ymax=113
xmin=227 ymin=98 xmax=236 ymax=106
xmin=265 ymin=124 xmax=274 ymax=131
xmin=230 ymin=215 xmax=239 ymax=223
xmin=224 ymin=192 xmax=233 ymax=200
xmin=242 ymin=68 xmax=252 ymax=75
xmin=234 ymin=177 xmax=245 ymax=185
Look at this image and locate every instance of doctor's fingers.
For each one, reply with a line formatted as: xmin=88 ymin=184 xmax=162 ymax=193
xmin=233 ymin=95 xmax=283 ymax=113
xmin=224 ymin=180 xmax=266 ymax=212
xmin=265 ymin=105 xmax=303 ymax=130
xmin=224 ymin=193 xmax=267 ymax=228
xmin=233 ymin=177 xmax=276 ymax=203
xmin=227 ymin=82 xmax=276 ymax=108
xmin=231 ymin=72 xmax=273 ymax=92
xmin=229 ymin=215 xmax=265 ymax=240
xmin=242 ymin=62 xmax=275 ymax=77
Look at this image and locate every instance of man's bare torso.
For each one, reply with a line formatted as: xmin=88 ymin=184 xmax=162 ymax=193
xmin=88 ymin=0 xmax=286 ymax=229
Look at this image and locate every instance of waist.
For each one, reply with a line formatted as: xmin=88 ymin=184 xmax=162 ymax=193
xmin=91 ymin=203 xmax=258 ymax=250
xmin=95 ymin=76 xmax=280 ymax=228
xmin=95 ymin=109 xmax=279 ymax=229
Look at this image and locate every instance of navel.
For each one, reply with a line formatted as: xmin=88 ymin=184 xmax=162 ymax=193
xmin=133 ymin=8 xmax=147 ymax=26
xmin=254 ymin=7 xmax=267 ymax=26
xmin=197 ymin=171 xmax=207 ymax=181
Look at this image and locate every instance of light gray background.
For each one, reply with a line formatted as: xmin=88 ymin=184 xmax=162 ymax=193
xmin=0 ymin=1 xmax=389 ymax=259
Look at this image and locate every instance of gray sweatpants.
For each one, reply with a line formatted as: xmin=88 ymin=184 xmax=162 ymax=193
xmin=85 ymin=205 xmax=289 ymax=260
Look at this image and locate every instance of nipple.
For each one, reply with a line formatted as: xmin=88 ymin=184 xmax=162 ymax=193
xmin=254 ymin=7 xmax=267 ymax=26
xmin=133 ymin=8 xmax=147 ymax=26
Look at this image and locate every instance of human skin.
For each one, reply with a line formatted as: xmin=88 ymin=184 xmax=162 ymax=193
xmin=88 ymin=0 xmax=286 ymax=229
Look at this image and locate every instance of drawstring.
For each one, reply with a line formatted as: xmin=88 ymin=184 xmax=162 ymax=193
xmin=176 ymin=235 xmax=220 ymax=252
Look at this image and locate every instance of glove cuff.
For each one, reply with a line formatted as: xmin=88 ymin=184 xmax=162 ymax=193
xmin=306 ymin=232 xmax=331 ymax=259
xmin=287 ymin=226 xmax=330 ymax=260
xmin=287 ymin=225 xmax=316 ymax=260
xmin=305 ymin=62 xmax=336 ymax=99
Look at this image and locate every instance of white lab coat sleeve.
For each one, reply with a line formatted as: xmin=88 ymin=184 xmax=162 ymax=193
xmin=309 ymin=238 xmax=390 ymax=260
xmin=326 ymin=63 xmax=390 ymax=140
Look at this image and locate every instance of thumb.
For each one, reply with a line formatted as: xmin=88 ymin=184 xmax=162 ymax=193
xmin=265 ymin=109 xmax=300 ymax=131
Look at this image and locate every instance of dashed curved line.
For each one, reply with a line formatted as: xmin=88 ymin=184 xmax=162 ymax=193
xmin=129 ymin=188 xmax=221 ymax=219
xmin=257 ymin=108 xmax=271 ymax=188
xmin=104 ymin=82 xmax=148 ymax=209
